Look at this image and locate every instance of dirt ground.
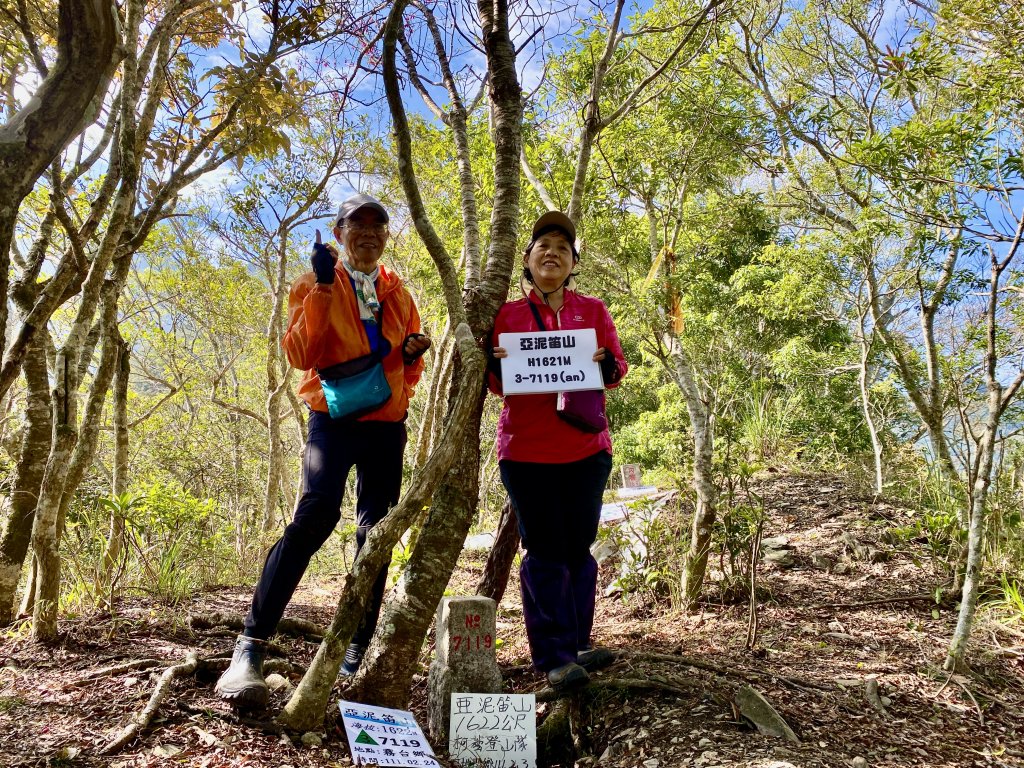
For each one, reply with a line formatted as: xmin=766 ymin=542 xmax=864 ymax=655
xmin=2 ymin=472 xmax=1022 ymax=768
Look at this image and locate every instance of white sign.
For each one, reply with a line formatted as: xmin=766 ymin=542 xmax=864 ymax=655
xmin=340 ymin=700 xmax=440 ymax=767
xmin=498 ymin=328 xmax=602 ymax=395
xmin=448 ymin=693 xmax=536 ymax=768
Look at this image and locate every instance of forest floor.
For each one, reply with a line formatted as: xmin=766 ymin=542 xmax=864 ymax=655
xmin=2 ymin=471 xmax=1023 ymax=768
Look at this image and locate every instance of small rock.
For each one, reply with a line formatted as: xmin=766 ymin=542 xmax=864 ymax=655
xmin=301 ymin=732 xmax=323 ymax=748
xmin=123 ymin=677 xmax=139 ymax=687
xmin=833 ymin=562 xmax=852 ymax=575
xmin=151 ymin=745 xmax=182 ymax=758
xmin=698 ymin=738 xmax=713 ymax=748
xmin=761 ymin=536 xmax=791 ymax=550
xmin=734 ymin=685 xmax=800 ymax=744
xmin=811 ymin=554 xmax=833 ymax=570
xmin=880 ymin=696 xmax=892 ymax=706
xmin=851 ymin=758 xmax=869 ymax=768
xmin=266 ymin=673 xmax=293 ymax=694
xmin=828 ymin=620 xmax=846 ymax=633
xmin=591 ymin=537 xmax=618 ymax=565
xmin=643 ymin=760 xmax=660 ymax=768
xmin=823 ymin=632 xmax=857 ymax=642
xmin=764 ymin=549 xmax=795 ymax=568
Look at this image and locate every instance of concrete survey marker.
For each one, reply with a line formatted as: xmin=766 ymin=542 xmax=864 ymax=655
xmin=427 ymin=596 xmax=504 ymax=742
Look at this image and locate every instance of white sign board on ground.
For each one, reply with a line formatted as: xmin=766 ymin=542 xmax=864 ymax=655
xmin=340 ymin=700 xmax=440 ymax=767
xmin=448 ymin=693 xmax=536 ymax=768
xmin=498 ymin=329 xmax=601 ymax=395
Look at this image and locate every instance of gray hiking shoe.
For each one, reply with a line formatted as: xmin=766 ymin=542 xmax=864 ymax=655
xmin=215 ymin=635 xmax=269 ymax=709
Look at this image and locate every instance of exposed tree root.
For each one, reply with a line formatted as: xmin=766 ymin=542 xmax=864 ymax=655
xmin=627 ymin=650 xmax=834 ymax=692
xmin=99 ymin=652 xmax=199 ymax=754
xmin=863 ymin=677 xmax=889 ymax=718
xmin=97 ymin=652 xmax=304 ymax=755
xmin=535 ymin=674 xmax=718 ymax=704
xmin=70 ymin=658 xmax=167 ymax=686
xmin=187 ymin=612 xmax=323 ymax=641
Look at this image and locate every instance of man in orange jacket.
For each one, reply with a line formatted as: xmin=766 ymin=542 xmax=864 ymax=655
xmin=216 ymin=194 xmax=431 ymax=708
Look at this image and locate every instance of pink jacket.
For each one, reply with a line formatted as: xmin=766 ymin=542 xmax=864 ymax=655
xmin=488 ymin=290 xmax=627 ymax=463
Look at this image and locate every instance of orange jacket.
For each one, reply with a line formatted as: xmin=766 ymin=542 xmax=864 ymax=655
xmin=282 ymin=262 xmax=425 ymax=421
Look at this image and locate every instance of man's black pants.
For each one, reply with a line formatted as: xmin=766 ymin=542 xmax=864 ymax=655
xmin=244 ymin=412 xmax=407 ymax=643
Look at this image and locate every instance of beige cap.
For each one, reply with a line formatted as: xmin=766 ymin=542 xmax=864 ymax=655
xmin=531 ymin=211 xmax=576 ymax=243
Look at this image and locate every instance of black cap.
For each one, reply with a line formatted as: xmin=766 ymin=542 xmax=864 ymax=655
xmin=336 ymin=193 xmax=389 ymax=225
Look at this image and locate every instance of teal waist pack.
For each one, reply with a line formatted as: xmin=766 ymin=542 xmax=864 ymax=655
xmin=318 ymin=355 xmax=391 ymax=420
xmin=317 ymin=332 xmax=393 ymax=421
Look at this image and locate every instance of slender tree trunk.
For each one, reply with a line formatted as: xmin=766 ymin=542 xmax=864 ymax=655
xmin=96 ymin=332 xmax=130 ymax=603
xmin=673 ymin=346 xmax=716 ymax=609
xmin=31 ymin=253 xmax=130 ymax=639
xmin=414 ymin=323 xmax=452 ymax=469
xmin=263 ymin=239 xmax=291 ymax=531
xmin=29 ymin=351 xmax=80 ymax=640
xmin=349 ymin=389 xmax=486 ymax=706
xmin=857 ymin=325 xmax=884 ymax=496
xmin=945 ymin=247 xmax=1021 ymax=669
xmin=19 ymin=556 xmax=37 ymax=617
xmin=476 ymin=498 xmax=519 ymax=604
xmin=0 ymin=333 xmax=51 ymax=624
xmin=945 ymin=416 xmax=995 ymax=670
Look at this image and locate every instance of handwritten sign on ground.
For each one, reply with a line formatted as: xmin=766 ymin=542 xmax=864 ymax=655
xmin=448 ymin=693 xmax=536 ymax=768
xmin=340 ymin=700 xmax=440 ymax=768
xmin=498 ymin=328 xmax=601 ymax=395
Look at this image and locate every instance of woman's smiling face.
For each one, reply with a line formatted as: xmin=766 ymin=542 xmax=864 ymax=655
xmin=525 ymin=230 xmax=575 ymax=292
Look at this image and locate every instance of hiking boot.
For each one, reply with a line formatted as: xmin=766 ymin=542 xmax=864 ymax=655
xmin=340 ymin=643 xmax=366 ymax=677
xmin=215 ymin=635 xmax=269 ymax=709
xmin=546 ymin=662 xmax=590 ymax=692
xmin=577 ymin=646 xmax=615 ymax=671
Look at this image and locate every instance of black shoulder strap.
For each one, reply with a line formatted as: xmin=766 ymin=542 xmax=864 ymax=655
xmin=527 ymin=300 xmax=547 ymax=332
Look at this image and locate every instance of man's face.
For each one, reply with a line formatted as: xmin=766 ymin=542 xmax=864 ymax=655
xmin=334 ymin=208 xmax=389 ymax=269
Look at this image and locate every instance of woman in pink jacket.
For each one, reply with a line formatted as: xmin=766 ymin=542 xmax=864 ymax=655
xmin=489 ymin=212 xmax=628 ymax=691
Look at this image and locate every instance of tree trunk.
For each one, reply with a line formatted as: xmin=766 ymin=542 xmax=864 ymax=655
xmin=96 ymin=332 xmax=130 ymax=603
xmin=673 ymin=346 xmax=716 ymax=609
xmin=348 ymin=388 xmax=486 ymax=707
xmin=476 ymin=497 xmax=519 ymax=605
xmin=19 ymin=556 xmax=37 ymax=617
xmin=31 ymin=255 xmax=129 ymax=640
xmin=29 ymin=352 xmax=80 ymax=640
xmin=0 ymin=0 xmax=118 ymax=350
xmin=857 ymin=329 xmax=884 ymax=496
xmin=0 ymin=333 xmax=51 ymax=624
xmin=945 ymin=249 xmax=1019 ymax=669
xmin=277 ymin=326 xmax=484 ymax=732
